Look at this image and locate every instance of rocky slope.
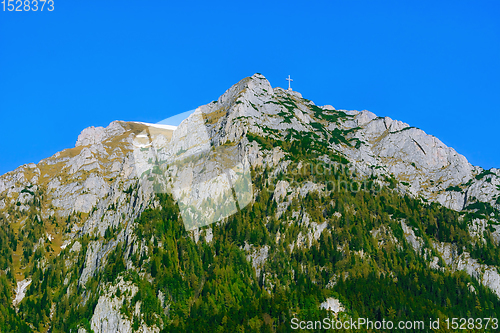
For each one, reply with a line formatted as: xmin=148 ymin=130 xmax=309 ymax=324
xmin=0 ymin=73 xmax=499 ymax=332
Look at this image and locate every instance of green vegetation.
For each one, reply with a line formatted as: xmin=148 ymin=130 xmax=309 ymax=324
xmin=392 ymin=126 xmax=417 ymax=134
xmin=20 ymin=188 xmax=35 ymax=196
xmin=280 ymin=95 xmax=299 ymax=113
xmin=329 ymin=128 xmax=351 ymax=146
xmin=308 ymin=104 xmax=350 ymax=123
xmin=465 ymin=200 xmax=500 ymax=220
xmin=247 ymin=131 xmax=349 ymax=164
xmin=135 ymin=165 xmax=500 ymax=332
xmin=383 ymin=174 xmax=398 ymax=189
xmin=476 ymin=169 xmax=496 ymax=180
xmin=2 ymin=159 xmax=500 ymax=332
xmin=0 ymin=274 xmax=30 ymax=332
xmin=248 ymin=101 xmax=259 ymax=112
xmin=445 ymin=185 xmax=462 ymax=192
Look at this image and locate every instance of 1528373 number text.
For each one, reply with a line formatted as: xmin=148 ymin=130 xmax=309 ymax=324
xmin=1 ymin=0 xmax=54 ymax=11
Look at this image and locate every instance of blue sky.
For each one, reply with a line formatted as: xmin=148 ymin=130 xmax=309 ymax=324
xmin=0 ymin=0 xmax=499 ymax=175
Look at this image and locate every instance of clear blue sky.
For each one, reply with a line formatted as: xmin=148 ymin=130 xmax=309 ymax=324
xmin=1 ymin=0 xmax=499 ymax=176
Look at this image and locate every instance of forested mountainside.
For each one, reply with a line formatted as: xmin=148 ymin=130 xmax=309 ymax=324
xmin=1 ymin=74 xmax=500 ymax=332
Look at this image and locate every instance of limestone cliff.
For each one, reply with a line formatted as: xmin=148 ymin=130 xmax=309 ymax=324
xmin=0 ymin=73 xmax=499 ymax=332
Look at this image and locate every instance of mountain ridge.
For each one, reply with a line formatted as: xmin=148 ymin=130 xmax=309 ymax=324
xmin=1 ymin=73 xmax=500 ymax=332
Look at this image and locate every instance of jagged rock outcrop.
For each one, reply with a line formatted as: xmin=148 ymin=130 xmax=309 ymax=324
xmin=434 ymin=242 xmax=500 ymax=298
xmin=76 ymin=122 xmax=126 ymax=147
xmin=320 ymin=297 xmax=345 ymax=314
xmin=336 ymin=112 xmax=493 ymax=211
xmin=13 ymin=279 xmax=32 ymax=307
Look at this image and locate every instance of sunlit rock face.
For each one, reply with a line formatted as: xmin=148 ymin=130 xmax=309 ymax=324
xmin=1 ymin=73 xmax=499 ymax=333
xmin=2 ymin=73 xmax=497 ymax=226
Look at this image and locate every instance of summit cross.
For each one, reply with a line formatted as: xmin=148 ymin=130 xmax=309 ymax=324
xmin=286 ymin=75 xmax=293 ymax=91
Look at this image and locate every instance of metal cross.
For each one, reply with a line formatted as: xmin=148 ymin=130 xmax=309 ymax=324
xmin=286 ymin=75 xmax=293 ymax=90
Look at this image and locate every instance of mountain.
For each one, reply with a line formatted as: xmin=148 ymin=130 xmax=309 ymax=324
xmin=0 ymin=73 xmax=499 ymax=332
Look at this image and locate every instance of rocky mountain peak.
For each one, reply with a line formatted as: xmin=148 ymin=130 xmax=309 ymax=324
xmin=214 ymin=73 xmax=273 ymax=109
xmin=75 ymin=121 xmax=126 ymax=147
xmin=0 ymin=74 xmax=500 ymax=333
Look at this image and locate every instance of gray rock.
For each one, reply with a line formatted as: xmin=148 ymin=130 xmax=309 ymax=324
xmin=90 ymin=278 xmax=160 ymax=333
xmin=320 ymin=297 xmax=345 ymax=313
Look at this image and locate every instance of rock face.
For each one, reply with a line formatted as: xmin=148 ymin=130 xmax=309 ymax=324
xmin=320 ymin=297 xmax=345 ymax=314
xmin=434 ymin=242 xmax=500 ymax=298
xmin=0 ymin=120 xmax=164 ymax=332
xmin=89 ymin=278 xmax=160 ymax=333
xmin=76 ymin=122 xmax=126 ymax=147
xmin=336 ymin=113 xmax=493 ymax=211
xmin=0 ymin=73 xmax=499 ymax=332
xmin=245 ymin=244 xmax=269 ymax=278
xmin=13 ymin=279 xmax=32 ymax=307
